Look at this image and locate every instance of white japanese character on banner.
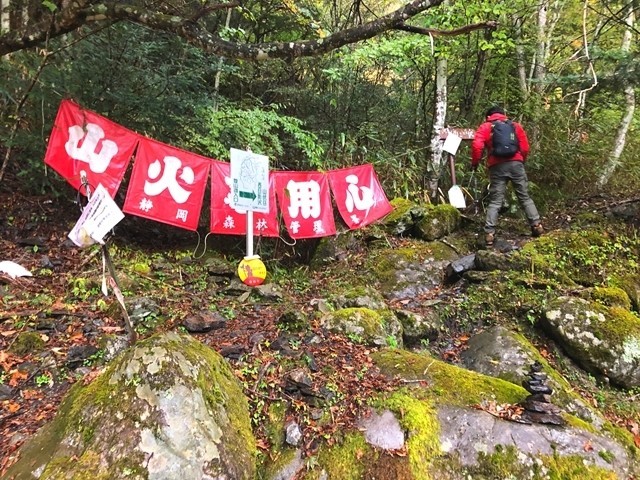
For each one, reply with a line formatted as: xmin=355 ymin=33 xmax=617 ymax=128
xmin=350 ymin=214 xmax=361 ymax=225
xmin=65 ymin=123 xmax=118 ymax=174
xmin=313 ymin=220 xmax=325 ymax=234
xmin=176 ymin=209 xmax=188 ymax=222
xmin=290 ymin=221 xmax=301 ymax=234
xmin=144 ymin=156 xmax=194 ymax=204
xmin=139 ymin=198 xmax=153 ymax=212
xmin=287 ymin=180 xmax=321 ymax=219
xmin=345 ymin=174 xmax=375 ymax=213
xmin=224 ymin=216 xmax=235 ymax=229
xmin=256 ymin=218 xmax=268 ymax=231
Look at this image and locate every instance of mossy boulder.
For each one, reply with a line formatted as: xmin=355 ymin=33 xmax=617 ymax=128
xmin=321 ymin=307 xmax=403 ymax=348
xmin=2 ymin=332 xmax=256 ymax=480
xmin=460 ymin=326 xmax=606 ymax=425
xmin=517 ymin=230 xmax=640 ymax=287
xmin=383 ymin=198 xmax=461 ymax=240
xmin=331 ymin=285 xmax=387 ymax=311
xmin=611 ymin=273 xmax=640 ymax=311
xmin=10 ymin=331 xmax=46 ymax=355
xmin=364 ymin=242 xmax=458 ymax=300
xmin=591 ymin=286 xmax=632 ymax=310
xmin=287 ymin=350 xmax=637 ymax=479
xmin=383 ymin=198 xmax=429 ymax=236
xmin=542 ymin=296 xmax=640 ymax=388
xmin=474 ymin=249 xmax=527 ymax=272
xmin=415 ymin=204 xmax=461 ymax=241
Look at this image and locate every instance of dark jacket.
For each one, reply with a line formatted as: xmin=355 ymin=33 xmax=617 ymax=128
xmin=471 ymin=113 xmax=530 ymax=169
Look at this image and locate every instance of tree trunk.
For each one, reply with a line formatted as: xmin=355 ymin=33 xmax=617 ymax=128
xmin=1 ymin=0 xmax=9 ymax=33
xmin=597 ymin=5 xmax=635 ymax=188
xmin=514 ymin=16 xmax=528 ymax=97
xmin=429 ymin=54 xmax=447 ymax=198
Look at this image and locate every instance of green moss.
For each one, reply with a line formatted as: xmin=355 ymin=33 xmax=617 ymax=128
xmin=257 ymin=447 xmax=300 ymax=480
xmin=264 ymin=401 xmax=287 ymax=451
xmin=372 ymin=349 xmax=527 ymax=406
xmin=313 ymin=432 xmax=370 ymax=480
xmin=10 ymin=331 xmax=45 ymax=355
xmin=602 ymin=422 xmax=640 ymax=461
xmin=610 ymin=273 xmax=640 ymax=311
xmin=563 ymin=414 xmax=597 ymax=434
xmin=185 ymin=337 xmax=257 ymax=461
xmin=325 ymin=308 xmax=386 ymax=344
xmin=415 ymin=204 xmax=461 ymax=241
xmin=517 ymin=230 xmax=640 ymax=287
xmin=41 ymin=451 xmax=112 ymax=480
xmin=598 ymin=450 xmax=615 ymax=464
xmin=378 ymin=392 xmax=440 ymax=480
xmin=464 ymin=447 xmax=618 ymax=480
xmin=4 ymin=332 xmax=257 ymax=479
xmin=385 ymin=198 xmax=418 ymax=225
xmin=592 ymin=306 xmax=640 ymax=346
xmin=592 ymin=287 xmax=632 ymax=310
xmin=540 ymin=454 xmax=617 ymax=479
xmin=366 ymin=241 xmax=457 ymax=290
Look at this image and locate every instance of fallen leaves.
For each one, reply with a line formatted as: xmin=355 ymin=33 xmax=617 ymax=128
xmin=8 ymin=371 xmax=28 ymax=387
xmin=472 ymin=400 xmax=526 ymax=423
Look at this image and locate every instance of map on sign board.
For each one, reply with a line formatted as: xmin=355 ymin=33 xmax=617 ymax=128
xmin=230 ymin=148 xmax=270 ymax=213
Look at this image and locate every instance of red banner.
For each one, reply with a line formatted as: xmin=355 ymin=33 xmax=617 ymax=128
xmin=210 ymin=161 xmax=279 ymax=237
xmin=122 ymin=138 xmax=210 ymax=231
xmin=327 ymin=164 xmax=393 ymax=229
xmin=274 ymin=171 xmax=336 ymax=239
xmin=43 ymin=99 xmax=138 ymax=197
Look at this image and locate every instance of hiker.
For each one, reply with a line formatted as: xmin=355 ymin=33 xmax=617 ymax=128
xmin=471 ymin=106 xmax=543 ymax=246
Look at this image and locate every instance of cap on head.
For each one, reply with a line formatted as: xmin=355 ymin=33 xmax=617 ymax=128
xmin=486 ymin=105 xmax=505 ymax=117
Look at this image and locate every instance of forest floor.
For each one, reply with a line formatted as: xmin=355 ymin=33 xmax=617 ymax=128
xmin=1 ymin=180 xmax=639 ymax=475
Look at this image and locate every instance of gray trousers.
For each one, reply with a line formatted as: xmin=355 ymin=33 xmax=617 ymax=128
xmin=484 ymin=161 xmax=540 ymax=234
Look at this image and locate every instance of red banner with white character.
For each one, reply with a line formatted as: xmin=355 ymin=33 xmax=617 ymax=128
xmin=210 ymin=161 xmax=279 ymax=237
xmin=44 ymin=99 xmax=138 ymax=197
xmin=274 ymin=171 xmax=336 ymax=239
xmin=327 ymin=164 xmax=393 ymax=229
xmin=122 ymin=138 xmax=210 ymax=231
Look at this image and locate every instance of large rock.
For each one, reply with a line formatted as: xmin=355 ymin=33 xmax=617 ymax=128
xmin=267 ymin=350 xmax=638 ymax=479
xmin=3 ymin=332 xmax=256 ymax=480
xmin=461 ymin=326 xmax=604 ymax=426
xmin=366 ymin=243 xmax=457 ymax=301
xmin=542 ymin=296 xmax=640 ymax=388
xmin=321 ymin=307 xmax=403 ymax=348
xmin=437 ymin=405 xmax=633 ymax=478
xmin=382 ymin=198 xmax=460 ymax=240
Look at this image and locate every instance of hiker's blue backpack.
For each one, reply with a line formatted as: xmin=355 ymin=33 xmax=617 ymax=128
xmin=491 ymin=120 xmax=519 ymax=157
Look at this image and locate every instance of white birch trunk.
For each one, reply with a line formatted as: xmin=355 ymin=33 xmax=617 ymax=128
xmin=597 ymin=6 xmax=635 ymax=187
xmin=429 ymin=55 xmax=447 ymax=197
xmin=1 ymin=0 xmax=10 ymax=34
xmin=533 ymin=0 xmax=548 ymax=92
xmin=514 ymin=16 xmax=528 ymax=97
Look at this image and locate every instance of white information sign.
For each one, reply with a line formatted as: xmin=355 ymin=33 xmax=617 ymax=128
xmin=230 ymin=148 xmax=270 ymax=213
xmin=442 ymin=132 xmax=462 ymax=155
xmin=68 ymin=184 xmax=125 ymax=247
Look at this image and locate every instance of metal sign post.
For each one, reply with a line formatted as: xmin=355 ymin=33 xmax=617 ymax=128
xmin=229 ymin=148 xmax=270 ymax=286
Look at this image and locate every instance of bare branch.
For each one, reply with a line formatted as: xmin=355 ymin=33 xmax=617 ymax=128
xmin=0 ymin=0 xmax=447 ymax=59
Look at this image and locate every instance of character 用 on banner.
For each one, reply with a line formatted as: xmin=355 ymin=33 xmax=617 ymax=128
xmin=287 ymin=180 xmax=321 ymax=219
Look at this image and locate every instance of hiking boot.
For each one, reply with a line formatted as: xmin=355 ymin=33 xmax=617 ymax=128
xmin=531 ymin=223 xmax=544 ymax=237
xmin=485 ymin=232 xmax=495 ymax=246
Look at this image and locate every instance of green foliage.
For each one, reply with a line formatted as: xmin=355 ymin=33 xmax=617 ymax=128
xmin=185 ymin=103 xmax=324 ymax=169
